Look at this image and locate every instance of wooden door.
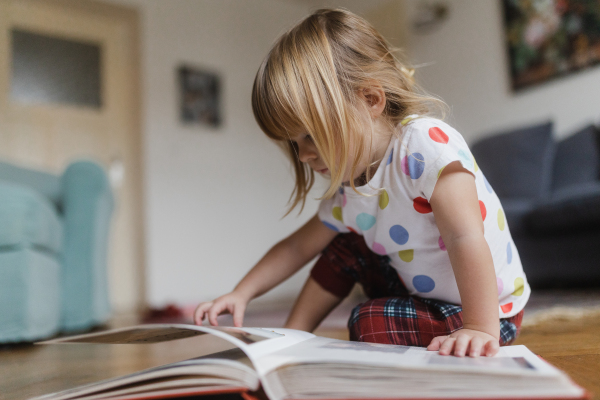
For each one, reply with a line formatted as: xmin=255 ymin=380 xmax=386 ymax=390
xmin=0 ymin=0 xmax=145 ymax=314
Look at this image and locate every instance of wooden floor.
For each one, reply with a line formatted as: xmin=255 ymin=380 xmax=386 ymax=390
xmin=512 ymin=312 xmax=600 ymax=399
xmin=1 ymin=313 xmax=599 ymax=400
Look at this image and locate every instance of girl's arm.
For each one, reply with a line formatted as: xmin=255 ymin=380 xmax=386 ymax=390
xmin=429 ymin=161 xmax=500 ymax=357
xmin=194 ymin=214 xmax=338 ymax=327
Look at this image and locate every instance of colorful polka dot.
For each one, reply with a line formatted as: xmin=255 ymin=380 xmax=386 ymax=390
xmin=347 ymin=226 xmax=358 ymax=234
xmin=497 ymin=277 xmax=504 ymax=296
xmin=438 ymin=236 xmax=446 ymax=251
xmin=401 ymin=116 xmax=414 ymax=125
xmin=413 ymin=197 xmax=432 ymax=214
xmin=332 ymin=206 xmax=343 ymax=222
xmin=389 ymin=224 xmax=409 ymax=245
xmin=386 ymin=149 xmax=394 ymax=165
xmin=458 ymin=149 xmax=474 ymax=170
xmin=498 ymin=209 xmax=505 ymax=231
xmin=322 ymin=221 xmax=338 ymax=232
xmin=429 ymin=127 xmax=449 ymax=144
xmin=512 ymin=277 xmax=525 ymax=296
xmin=501 ymin=302 xmax=513 ymax=313
xmin=401 ymin=153 xmax=425 ymax=179
xmin=507 ymin=242 xmax=513 ymax=264
xmin=479 ymin=200 xmax=487 ymax=221
xmin=372 ymin=242 xmax=387 ymax=255
xmin=474 ymin=157 xmax=479 ymax=172
xmin=379 ymin=189 xmax=389 ymax=209
xmin=398 ymin=249 xmax=414 ymax=262
xmin=338 ymin=187 xmax=344 ymax=195
xmin=356 ymin=213 xmax=376 ymax=231
xmin=484 ymin=175 xmax=493 ymax=193
xmin=401 ymin=157 xmax=409 ymax=175
xmin=437 ymin=166 xmax=445 ymax=179
xmin=413 ymin=275 xmax=435 ymax=293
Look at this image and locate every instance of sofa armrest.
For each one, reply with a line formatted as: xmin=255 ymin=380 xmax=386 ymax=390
xmin=60 ymin=161 xmax=114 ymax=331
xmin=524 ymin=182 xmax=600 ymax=235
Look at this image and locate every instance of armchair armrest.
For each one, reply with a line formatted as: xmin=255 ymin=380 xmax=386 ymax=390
xmin=60 ymin=161 xmax=114 ymax=332
xmin=524 ymin=182 xmax=600 ymax=235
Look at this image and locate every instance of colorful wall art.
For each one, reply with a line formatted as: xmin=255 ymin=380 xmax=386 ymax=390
xmin=503 ymin=0 xmax=600 ymax=91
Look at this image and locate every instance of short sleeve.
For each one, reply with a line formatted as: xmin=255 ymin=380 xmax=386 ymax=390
xmin=399 ymin=119 xmax=477 ymax=200
xmin=318 ymin=188 xmax=350 ymax=233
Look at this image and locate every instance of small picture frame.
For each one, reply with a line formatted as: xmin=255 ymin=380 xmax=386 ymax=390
xmin=178 ymin=66 xmax=221 ymax=127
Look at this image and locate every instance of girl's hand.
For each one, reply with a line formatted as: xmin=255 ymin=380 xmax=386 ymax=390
xmin=194 ymin=291 xmax=250 ymax=327
xmin=427 ymin=328 xmax=499 ymax=357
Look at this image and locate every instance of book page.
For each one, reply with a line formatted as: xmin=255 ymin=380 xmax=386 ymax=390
xmin=40 ymin=324 xmax=278 ymax=345
xmin=255 ymin=336 xmax=562 ymax=377
xmin=31 ymin=348 xmax=259 ymax=400
xmin=38 ymin=324 xmax=315 ymax=365
xmin=256 ymin=339 xmax=585 ymax=400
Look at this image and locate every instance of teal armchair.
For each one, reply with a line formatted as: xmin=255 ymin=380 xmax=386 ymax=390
xmin=0 ymin=160 xmax=113 ymax=343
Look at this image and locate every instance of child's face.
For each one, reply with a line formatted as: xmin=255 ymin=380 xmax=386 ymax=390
xmin=289 ymin=132 xmax=331 ymax=176
xmin=288 ymin=131 xmax=370 ymax=184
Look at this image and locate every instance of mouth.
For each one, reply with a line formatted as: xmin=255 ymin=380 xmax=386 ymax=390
xmin=316 ymin=168 xmax=329 ymax=174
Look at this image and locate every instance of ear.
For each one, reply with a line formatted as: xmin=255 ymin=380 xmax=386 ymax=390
xmin=360 ymin=85 xmax=386 ymax=119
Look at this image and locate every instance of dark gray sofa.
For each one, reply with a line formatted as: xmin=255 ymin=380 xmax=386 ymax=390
xmin=471 ymin=122 xmax=600 ymax=288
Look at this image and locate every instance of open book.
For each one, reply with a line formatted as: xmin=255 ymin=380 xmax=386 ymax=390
xmin=34 ymin=324 xmax=587 ymax=400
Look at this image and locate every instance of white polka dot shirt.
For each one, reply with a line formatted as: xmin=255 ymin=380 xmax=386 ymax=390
xmin=318 ymin=116 xmax=530 ymax=318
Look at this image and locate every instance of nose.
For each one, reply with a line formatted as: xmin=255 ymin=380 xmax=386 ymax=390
xmin=297 ymin=142 xmax=318 ymax=163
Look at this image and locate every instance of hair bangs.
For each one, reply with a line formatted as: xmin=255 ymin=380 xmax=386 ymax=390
xmin=252 ymin=45 xmax=314 ymax=144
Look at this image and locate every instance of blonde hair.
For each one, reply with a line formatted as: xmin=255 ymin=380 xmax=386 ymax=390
xmin=252 ymin=8 xmax=445 ymax=215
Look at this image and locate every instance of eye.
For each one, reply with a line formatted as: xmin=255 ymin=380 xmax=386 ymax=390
xmin=305 ymin=134 xmax=314 ymax=142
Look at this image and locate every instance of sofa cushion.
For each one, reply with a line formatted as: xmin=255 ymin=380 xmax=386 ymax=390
xmin=552 ymin=125 xmax=600 ymax=191
xmin=0 ymin=248 xmax=61 ymax=342
xmin=524 ymin=181 xmax=600 ymax=234
xmin=471 ymin=122 xmax=554 ymax=200
xmin=0 ymin=182 xmax=63 ymax=254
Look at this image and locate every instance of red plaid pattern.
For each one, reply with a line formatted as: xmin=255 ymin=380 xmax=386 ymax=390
xmin=311 ymin=233 xmax=524 ymax=347
xmin=348 ymin=297 xmax=523 ymax=346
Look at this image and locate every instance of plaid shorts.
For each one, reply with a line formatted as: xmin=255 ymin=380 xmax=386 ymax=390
xmin=311 ymin=233 xmax=524 ymax=347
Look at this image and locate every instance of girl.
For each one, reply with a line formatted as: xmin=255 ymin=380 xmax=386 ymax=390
xmin=194 ymin=8 xmax=529 ymax=358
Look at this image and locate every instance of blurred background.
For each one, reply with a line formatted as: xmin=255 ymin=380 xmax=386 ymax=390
xmin=1 ymin=0 xmax=599 ymax=342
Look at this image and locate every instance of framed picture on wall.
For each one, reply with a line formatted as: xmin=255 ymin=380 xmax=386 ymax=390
xmin=178 ymin=66 xmax=221 ymax=127
xmin=502 ymin=0 xmax=600 ymax=91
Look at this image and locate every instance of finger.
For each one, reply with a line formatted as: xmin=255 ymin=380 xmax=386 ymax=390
xmin=438 ymin=337 xmax=456 ymax=356
xmin=483 ymin=339 xmax=500 ymax=357
xmin=453 ymin=334 xmax=471 ymax=357
xmin=225 ymin=303 xmax=237 ymax=325
xmin=427 ymin=336 xmax=448 ymax=351
xmin=233 ymin=303 xmax=246 ymax=328
xmin=193 ymin=302 xmax=213 ymax=325
xmin=468 ymin=337 xmax=484 ymax=358
xmin=208 ymin=301 xmax=229 ymax=326
xmin=193 ymin=305 xmax=204 ymax=325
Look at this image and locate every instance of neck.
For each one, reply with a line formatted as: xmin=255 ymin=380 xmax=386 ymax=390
xmin=352 ymin=118 xmax=395 ymax=186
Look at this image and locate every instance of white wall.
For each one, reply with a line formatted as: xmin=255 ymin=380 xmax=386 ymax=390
xmin=104 ymin=0 xmax=330 ymax=308
xmin=403 ymin=0 xmax=600 ymax=142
